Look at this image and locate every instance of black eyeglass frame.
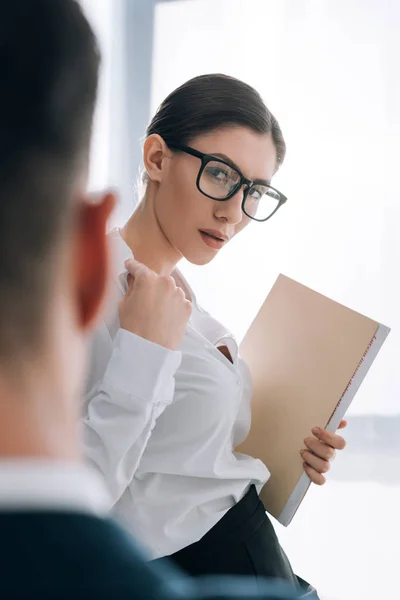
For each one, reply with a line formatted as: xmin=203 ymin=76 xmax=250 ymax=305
xmin=167 ymin=143 xmax=287 ymax=222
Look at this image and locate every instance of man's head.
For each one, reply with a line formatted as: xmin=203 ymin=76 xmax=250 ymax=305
xmin=0 ymin=0 xmax=114 ymax=449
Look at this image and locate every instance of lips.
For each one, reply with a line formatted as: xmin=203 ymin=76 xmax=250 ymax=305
xmin=199 ymin=229 xmax=229 ymax=242
xmin=199 ymin=229 xmax=228 ymax=250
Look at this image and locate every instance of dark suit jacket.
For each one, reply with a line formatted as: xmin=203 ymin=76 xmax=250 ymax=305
xmin=0 ymin=510 xmax=312 ymax=599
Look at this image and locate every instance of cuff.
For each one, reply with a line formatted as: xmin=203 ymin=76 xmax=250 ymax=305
xmin=103 ymin=328 xmax=182 ymax=402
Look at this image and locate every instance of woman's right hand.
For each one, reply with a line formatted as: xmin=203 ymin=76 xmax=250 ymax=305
xmin=119 ymin=258 xmax=192 ymax=351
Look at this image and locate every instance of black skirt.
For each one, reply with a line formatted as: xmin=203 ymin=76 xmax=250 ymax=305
xmin=152 ymin=485 xmax=317 ymax=598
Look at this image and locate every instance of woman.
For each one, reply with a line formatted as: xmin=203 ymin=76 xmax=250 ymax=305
xmin=83 ymin=74 xmax=346 ymax=595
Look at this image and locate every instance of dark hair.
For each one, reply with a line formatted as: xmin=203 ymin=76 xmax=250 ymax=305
xmin=146 ymin=73 xmax=286 ymax=167
xmin=0 ymin=0 xmax=100 ymax=358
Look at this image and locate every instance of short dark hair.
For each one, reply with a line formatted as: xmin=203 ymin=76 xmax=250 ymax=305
xmin=146 ymin=73 xmax=286 ymax=167
xmin=0 ymin=0 xmax=100 ymax=358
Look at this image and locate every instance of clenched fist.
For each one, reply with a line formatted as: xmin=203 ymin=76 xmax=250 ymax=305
xmin=119 ymin=259 xmax=192 ymax=351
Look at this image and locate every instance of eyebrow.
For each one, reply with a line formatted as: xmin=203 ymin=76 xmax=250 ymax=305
xmin=211 ymin=153 xmax=271 ymax=186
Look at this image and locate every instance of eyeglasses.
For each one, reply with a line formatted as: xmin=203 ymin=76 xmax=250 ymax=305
xmin=168 ymin=143 xmax=287 ymax=222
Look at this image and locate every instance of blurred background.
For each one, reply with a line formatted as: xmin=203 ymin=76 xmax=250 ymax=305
xmin=81 ymin=1 xmax=400 ymax=598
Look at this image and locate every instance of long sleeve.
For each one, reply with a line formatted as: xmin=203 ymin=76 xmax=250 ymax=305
xmin=82 ymin=322 xmax=182 ymax=506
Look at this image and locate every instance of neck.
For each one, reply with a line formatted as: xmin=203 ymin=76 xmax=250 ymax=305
xmin=121 ymin=191 xmax=182 ymax=276
xmin=0 ymin=358 xmax=80 ymax=463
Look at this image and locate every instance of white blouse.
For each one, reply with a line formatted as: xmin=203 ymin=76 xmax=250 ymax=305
xmin=82 ymin=229 xmax=269 ymax=559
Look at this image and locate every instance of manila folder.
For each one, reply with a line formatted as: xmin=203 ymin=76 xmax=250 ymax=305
xmin=236 ymin=274 xmax=390 ymax=525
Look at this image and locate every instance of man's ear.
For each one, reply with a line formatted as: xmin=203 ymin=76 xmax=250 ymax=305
xmin=73 ymin=191 xmax=116 ymax=331
xmin=143 ymin=134 xmax=171 ymax=183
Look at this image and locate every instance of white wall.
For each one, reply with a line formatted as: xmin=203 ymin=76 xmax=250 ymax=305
xmin=152 ymin=0 xmax=399 ymax=418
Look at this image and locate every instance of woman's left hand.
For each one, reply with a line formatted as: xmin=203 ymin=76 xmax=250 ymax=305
xmin=301 ymin=420 xmax=347 ymax=485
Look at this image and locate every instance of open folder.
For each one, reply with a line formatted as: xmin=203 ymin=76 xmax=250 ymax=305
xmin=236 ymin=274 xmax=390 ymax=526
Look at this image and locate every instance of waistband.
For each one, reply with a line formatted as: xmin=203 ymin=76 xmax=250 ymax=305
xmin=174 ymin=484 xmax=266 ymax=560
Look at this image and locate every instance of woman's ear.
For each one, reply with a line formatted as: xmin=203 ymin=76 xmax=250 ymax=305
xmin=143 ymin=134 xmax=171 ymax=183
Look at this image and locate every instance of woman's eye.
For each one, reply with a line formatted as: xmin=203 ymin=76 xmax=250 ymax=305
xmin=207 ymin=167 xmax=229 ymax=182
xmin=249 ymin=188 xmax=262 ymax=201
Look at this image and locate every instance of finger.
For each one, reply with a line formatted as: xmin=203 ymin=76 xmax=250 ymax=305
xmin=304 ymin=437 xmax=336 ymax=461
xmin=301 ymin=450 xmax=330 ymax=475
xmin=338 ymin=420 xmax=347 ymax=430
xmin=303 ymin=462 xmax=326 ymax=486
xmin=184 ymin=298 xmax=193 ymax=309
xmin=311 ymin=427 xmax=346 ymax=450
xmin=127 ymin=273 xmax=135 ymax=291
xmin=124 ymin=258 xmax=150 ymax=277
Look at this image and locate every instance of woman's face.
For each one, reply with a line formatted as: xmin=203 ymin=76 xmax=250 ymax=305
xmin=150 ymin=126 xmax=278 ymax=265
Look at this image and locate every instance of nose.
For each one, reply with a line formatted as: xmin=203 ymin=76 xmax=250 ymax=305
xmin=213 ymin=188 xmax=244 ymax=225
